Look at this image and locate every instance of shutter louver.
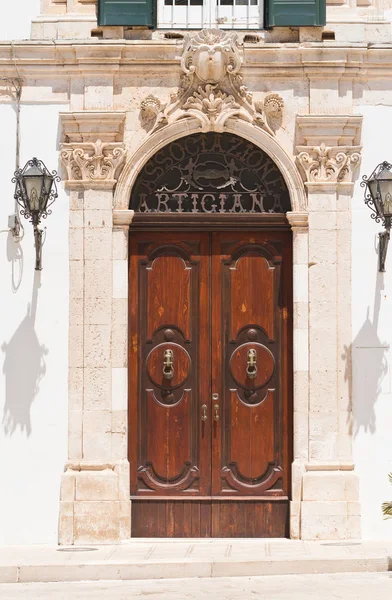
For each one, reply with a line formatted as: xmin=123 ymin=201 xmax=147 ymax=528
xmin=266 ymin=0 xmax=326 ymax=27
xmin=98 ymin=0 xmax=154 ymax=27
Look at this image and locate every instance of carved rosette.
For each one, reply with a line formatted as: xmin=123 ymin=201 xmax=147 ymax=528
xmin=296 ymin=143 xmax=361 ymax=184
xmin=60 ymin=139 xmax=126 ymax=188
xmin=149 ymin=29 xmax=284 ymax=136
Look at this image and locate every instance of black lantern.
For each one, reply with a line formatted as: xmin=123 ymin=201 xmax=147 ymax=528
xmin=361 ymin=161 xmax=392 ymax=272
xmin=12 ymin=158 xmax=60 ymax=271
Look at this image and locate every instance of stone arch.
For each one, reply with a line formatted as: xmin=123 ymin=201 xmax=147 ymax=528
xmin=114 ymin=118 xmax=307 ymax=213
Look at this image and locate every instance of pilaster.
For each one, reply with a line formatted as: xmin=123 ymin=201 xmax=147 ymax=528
xmin=286 ymin=211 xmax=309 ymax=540
xmin=59 ymin=112 xmax=130 ymax=545
xmin=293 ymin=115 xmax=362 ymax=540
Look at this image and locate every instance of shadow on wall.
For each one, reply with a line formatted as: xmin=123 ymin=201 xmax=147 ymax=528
xmin=2 ymin=271 xmax=48 ymax=436
xmin=347 ymin=271 xmax=389 ymax=437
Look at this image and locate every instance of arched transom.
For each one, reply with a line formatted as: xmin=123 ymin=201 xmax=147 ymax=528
xmin=129 ymin=132 xmax=291 ymax=214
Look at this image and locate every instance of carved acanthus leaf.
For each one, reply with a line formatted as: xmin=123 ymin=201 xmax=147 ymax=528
xmin=182 ymin=84 xmax=244 ymax=127
xmin=60 ymin=140 xmax=126 ymax=184
xmin=296 ymin=143 xmax=361 ymax=183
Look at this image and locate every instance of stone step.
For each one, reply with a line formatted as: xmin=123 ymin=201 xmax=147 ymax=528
xmin=0 ymin=540 xmax=391 ymax=584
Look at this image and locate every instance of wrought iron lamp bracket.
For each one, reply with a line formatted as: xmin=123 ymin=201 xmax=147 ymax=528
xmin=379 ymin=218 xmax=391 ymax=273
xmin=12 ymin=157 xmax=60 ymax=271
xmin=361 ymin=161 xmax=392 ymax=273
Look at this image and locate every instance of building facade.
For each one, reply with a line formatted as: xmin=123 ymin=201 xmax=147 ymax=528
xmin=1 ymin=0 xmax=392 ymax=545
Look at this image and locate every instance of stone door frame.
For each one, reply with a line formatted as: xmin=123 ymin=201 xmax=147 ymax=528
xmin=59 ymin=113 xmax=363 ymax=544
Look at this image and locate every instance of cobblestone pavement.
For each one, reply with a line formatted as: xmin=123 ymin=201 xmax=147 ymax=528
xmin=1 ymin=572 xmax=392 ymax=599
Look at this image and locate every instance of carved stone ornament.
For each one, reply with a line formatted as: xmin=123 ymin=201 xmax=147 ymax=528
xmin=60 ymin=139 xmax=126 ymax=186
xmin=140 ymin=95 xmax=162 ymax=124
xmin=296 ymin=143 xmax=361 ymax=184
xmin=150 ymin=29 xmax=284 ymax=136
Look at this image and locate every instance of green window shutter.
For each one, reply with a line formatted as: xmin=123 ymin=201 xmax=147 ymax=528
xmin=98 ymin=0 xmax=155 ymax=27
xmin=266 ymin=0 xmax=326 ymax=26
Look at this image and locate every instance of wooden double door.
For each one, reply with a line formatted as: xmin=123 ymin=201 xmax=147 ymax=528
xmin=129 ymin=229 xmax=292 ymax=537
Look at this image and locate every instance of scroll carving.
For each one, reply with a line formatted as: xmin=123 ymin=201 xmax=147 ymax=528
xmin=60 ymin=139 xmax=126 ymax=185
xmin=296 ymin=143 xmax=361 ymax=184
xmin=147 ymin=29 xmax=284 ymax=135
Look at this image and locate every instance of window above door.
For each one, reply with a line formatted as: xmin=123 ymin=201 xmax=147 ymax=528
xmin=98 ymin=0 xmax=326 ymax=29
xmin=159 ymin=0 xmax=262 ymax=30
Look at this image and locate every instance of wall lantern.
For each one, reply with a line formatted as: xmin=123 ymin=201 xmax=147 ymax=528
xmin=12 ymin=158 xmax=60 ymax=271
xmin=362 ymin=161 xmax=392 ymax=273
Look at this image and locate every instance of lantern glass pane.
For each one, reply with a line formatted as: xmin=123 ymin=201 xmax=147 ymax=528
xmin=23 ymin=164 xmax=44 ymax=213
xmin=24 ymin=177 xmax=43 ymax=212
xmin=378 ymin=170 xmax=392 ymax=216
xmin=368 ymin=179 xmax=383 ymax=216
xmin=41 ymin=173 xmax=54 ymax=210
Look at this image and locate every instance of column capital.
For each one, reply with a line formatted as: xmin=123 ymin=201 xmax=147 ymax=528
xmin=59 ymin=112 xmax=127 ymax=190
xmin=295 ymin=115 xmax=363 ymax=186
xmin=286 ymin=211 xmax=308 ymax=229
xmin=296 ymin=144 xmax=361 ymax=185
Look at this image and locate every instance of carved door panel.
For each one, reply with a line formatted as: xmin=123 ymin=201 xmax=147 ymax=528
xmin=211 ymin=232 xmax=292 ymax=537
xmin=129 ymin=230 xmax=292 ymax=538
xmin=129 ymin=232 xmax=211 ymax=537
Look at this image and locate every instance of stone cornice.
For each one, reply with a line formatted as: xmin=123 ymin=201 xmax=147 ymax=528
xmin=60 ymin=111 xmax=126 ymax=143
xmin=296 ymin=115 xmax=362 ymax=147
xmin=1 ymin=42 xmax=392 ymax=78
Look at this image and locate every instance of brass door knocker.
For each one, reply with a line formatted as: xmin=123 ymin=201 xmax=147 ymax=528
xmin=246 ymin=348 xmax=257 ymax=379
xmin=163 ymin=349 xmax=174 ymax=380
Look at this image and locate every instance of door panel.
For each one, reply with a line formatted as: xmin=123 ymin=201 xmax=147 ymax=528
xmin=211 ymin=232 xmax=292 ymax=536
xmin=130 ymin=230 xmax=292 ymax=538
xmin=129 ymin=233 xmax=211 ymax=504
xmin=146 ymin=255 xmax=191 ymax=341
xmin=211 ymin=499 xmax=289 ymax=538
xmin=132 ymin=500 xmax=212 ymax=538
xmin=229 ymin=253 xmax=275 ymax=341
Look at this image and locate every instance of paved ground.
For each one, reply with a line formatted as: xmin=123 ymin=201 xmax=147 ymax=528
xmin=0 ymin=572 xmax=392 ymax=599
xmin=1 ymin=539 xmax=392 ymax=583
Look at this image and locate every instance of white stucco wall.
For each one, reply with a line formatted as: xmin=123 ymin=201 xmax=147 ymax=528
xmin=353 ymin=105 xmax=392 ymax=540
xmin=0 ymin=0 xmax=392 ymax=543
xmin=0 ymin=1 xmax=40 ymax=41
xmin=0 ymin=103 xmax=69 ymax=545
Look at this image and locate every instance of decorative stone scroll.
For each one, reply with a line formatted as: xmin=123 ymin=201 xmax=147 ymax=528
xmin=60 ymin=140 xmax=126 ymax=187
xmin=140 ymin=29 xmax=284 ymax=136
xmin=296 ymin=143 xmax=361 ymax=184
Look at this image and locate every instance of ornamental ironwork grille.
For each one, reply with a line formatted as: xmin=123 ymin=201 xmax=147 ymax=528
xmin=129 ymin=133 xmax=291 ymax=214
